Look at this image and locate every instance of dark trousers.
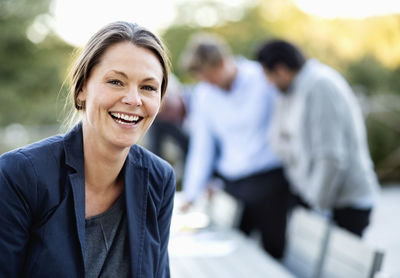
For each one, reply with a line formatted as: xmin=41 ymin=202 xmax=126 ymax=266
xmin=221 ymin=168 xmax=291 ymax=259
xmin=289 ymin=193 xmax=372 ymax=237
xmin=333 ymin=206 xmax=372 ymax=236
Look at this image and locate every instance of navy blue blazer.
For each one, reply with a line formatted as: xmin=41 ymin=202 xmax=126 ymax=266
xmin=0 ymin=124 xmax=176 ymax=277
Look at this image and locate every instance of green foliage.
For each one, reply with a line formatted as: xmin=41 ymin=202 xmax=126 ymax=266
xmin=366 ymin=114 xmax=400 ymax=182
xmin=367 ymin=119 xmax=400 ymax=166
xmin=345 ymin=55 xmax=400 ymax=95
xmin=163 ymin=26 xmax=201 ymax=81
xmin=212 ymin=7 xmax=274 ymax=59
xmin=0 ymin=0 xmax=73 ymax=126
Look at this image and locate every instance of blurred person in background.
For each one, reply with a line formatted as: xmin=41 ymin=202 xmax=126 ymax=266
xmin=148 ymin=74 xmax=189 ymax=157
xmin=256 ymin=39 xmax=380 ymax=236
xmin=179 ymin=32 xmax=291 ymax=259
xmin=148 ymin=74 xmax=189 ymax=188
xmin=0 ymin=21 xmax=175 ymax=277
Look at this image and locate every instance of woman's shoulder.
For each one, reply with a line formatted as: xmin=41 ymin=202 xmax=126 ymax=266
xmin=0 ymin=134 xmax=70 ymax=195
xmin=128 ymin=145 xmax=175 ymax=184
xmin=130 ymin=145 xmax=173 ymax=172
xmin=0 ymin=135 xmax=65 ymax=207
xmin=1 ymin=134 xmax=65 ymax=166
xmin=129 ymin=145 xmax=176 ymax=208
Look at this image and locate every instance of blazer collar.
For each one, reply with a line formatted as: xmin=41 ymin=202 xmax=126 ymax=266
xmin=123 ymin=146 xmax=149 ymax=277
xmin=63 ymin=123 xmax=86 ymax=268
xmin=63 ymin=122 xmax=147 ymax=171
xmin=63 ymin=123 xmax=85 ymax=174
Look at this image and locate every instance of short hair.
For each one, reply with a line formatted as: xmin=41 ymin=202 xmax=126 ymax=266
xmin=255 ymin=39 xmax=305 ymax=71
xmin=179 ymin=32 xmax=231 ymax=74
xmin=70 ymin=21 xmax=170 ymax=111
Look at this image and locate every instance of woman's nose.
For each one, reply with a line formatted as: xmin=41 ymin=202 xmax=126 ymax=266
xmin=122 ymin=88 xmax=142 ymax=106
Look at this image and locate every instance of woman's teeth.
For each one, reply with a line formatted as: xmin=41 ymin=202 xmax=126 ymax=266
xmin=110 ymin=112 xmax=140 ymax=124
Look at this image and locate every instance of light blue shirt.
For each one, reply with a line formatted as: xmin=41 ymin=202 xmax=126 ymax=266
xmin=183 ymin=57 xmax=282 ymax=201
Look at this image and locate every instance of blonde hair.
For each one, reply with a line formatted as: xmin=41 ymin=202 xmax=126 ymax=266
xmin=63 ymin=21 xmax=170 ymax=130
xmin=179 ymin=32 xmax=231 ymax=74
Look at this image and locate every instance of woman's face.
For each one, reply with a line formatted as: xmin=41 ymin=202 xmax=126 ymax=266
xmin=78 ymin=41 xmax=163 ymax=151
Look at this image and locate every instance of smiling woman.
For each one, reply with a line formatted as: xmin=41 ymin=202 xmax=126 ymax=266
xmin=0 ymin=21 xmax=176 ymax=278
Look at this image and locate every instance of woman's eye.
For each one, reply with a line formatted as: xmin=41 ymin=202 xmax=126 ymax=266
xmin=142 ymin=85 xmax=157 ymax=92
xmin=108 ymin=79 xmax=123 ymax=86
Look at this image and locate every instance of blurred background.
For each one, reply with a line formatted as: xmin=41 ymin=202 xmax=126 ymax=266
xmin=1 ymin=0 xmax=399 ymax=181
xmin=1 ymin=0 xmax=400 ymax=275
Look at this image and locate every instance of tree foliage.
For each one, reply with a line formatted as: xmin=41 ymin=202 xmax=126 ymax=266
xmin=0 ymin=0 xmax=73 ymax=126
xmin=162 ymin=0 xmax=400 ymax=90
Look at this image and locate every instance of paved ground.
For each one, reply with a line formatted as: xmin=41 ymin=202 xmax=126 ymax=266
xmin=365 ymin=184 xmax=400 ymax=278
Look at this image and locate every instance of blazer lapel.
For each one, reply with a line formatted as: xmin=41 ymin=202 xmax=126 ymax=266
xmin=69 ymin=173 xmax=86 ymax=262
xmin=124 ymin=154 xmax=149 ymax=278
xmin=63 ymin=124 xmax=86 ymax=266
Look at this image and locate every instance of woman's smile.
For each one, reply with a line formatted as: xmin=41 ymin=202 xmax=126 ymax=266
xmin=109 ymin=111 xmax=143 ymax=127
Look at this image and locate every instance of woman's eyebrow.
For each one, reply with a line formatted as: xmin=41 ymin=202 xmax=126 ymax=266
xmin=142 ymin=77 xmax=160 ymax=83
xmin=107 ymin=71 xmax=160 ymax=84
xmin=107 ymin=70 xmax=129 ymax=78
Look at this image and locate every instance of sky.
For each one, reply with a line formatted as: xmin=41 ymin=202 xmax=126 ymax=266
xmin=48 ymin=0 xmax=400 ymax=47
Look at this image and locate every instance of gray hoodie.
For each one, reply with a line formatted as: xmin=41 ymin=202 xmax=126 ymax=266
xmin=269 ymin=59 xmax=379 ymax=210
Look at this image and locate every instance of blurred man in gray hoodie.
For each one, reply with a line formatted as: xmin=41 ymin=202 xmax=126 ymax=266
xmin=256 ymin=39 xmax=379 ymax=236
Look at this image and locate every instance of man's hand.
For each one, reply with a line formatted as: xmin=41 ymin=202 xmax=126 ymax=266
xmin=180 ymin=201 xmax=193 ymax=213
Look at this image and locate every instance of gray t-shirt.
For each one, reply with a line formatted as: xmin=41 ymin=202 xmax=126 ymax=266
xmin=84 ymin=195 xmax=130 ymax=277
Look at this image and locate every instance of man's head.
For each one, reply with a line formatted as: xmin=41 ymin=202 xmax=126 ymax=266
xmin=180 ymin=33 xmax=236 ymax=90
xmin=255 ymin=39 xmax=305 ymax=92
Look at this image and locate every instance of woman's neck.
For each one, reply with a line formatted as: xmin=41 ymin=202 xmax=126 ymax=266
xmin=86 ymin=149 xmax=127 ymax=191
xmin=82 ymin=137 xmax=128 ymax=218
xmin=82 ymin=133 xmax=129 ymax=194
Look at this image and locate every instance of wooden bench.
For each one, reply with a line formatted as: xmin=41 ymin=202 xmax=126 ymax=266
xmin=284 ymin=207 xmax=331 ymax=278
xmin=320 ymin=224 xmax=384 ymax=278
xmin=285 ymin=207 xmax=385 ymax=278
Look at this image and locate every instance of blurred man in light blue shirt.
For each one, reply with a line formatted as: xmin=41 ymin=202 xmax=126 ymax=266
xmin=179 ymin=33 xmax=291 ymax=259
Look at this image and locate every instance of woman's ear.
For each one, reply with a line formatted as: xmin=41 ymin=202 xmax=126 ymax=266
xmin=77 ymin=86 xmax=87 ymax=102
xmin=76 ymin=88 xmax=87 ymax=110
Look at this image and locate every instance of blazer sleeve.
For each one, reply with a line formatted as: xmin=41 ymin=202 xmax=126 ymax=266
xmin=156 ymin=167 xmax=175 ymax=278
xmin=0 ymin=151 xmax=37 ymax=277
